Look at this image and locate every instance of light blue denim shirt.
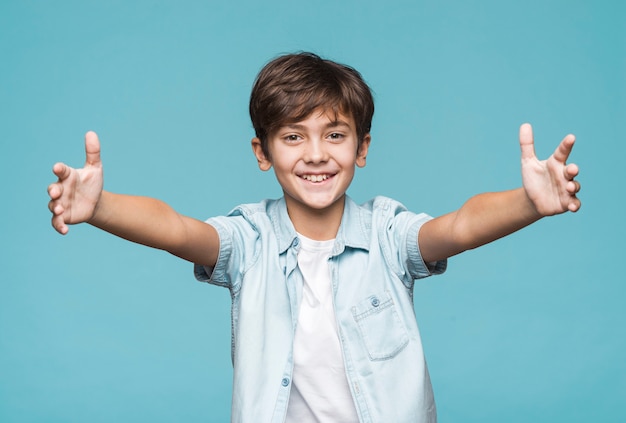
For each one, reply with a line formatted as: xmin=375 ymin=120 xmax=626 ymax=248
xmin=194 ymin=196 xmax=446 ymax=423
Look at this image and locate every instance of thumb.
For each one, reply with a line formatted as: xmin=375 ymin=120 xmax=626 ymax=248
xmin=519 ymin=123 xmax=536 ymax=161
xmin=84 ymin=131 xmax=101 ymax=167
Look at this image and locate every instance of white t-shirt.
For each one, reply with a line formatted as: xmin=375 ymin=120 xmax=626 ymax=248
xmin=285 ymin=234 xmax=360 ymax=422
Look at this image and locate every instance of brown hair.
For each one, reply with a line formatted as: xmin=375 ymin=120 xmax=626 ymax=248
xmin=249 ymin=52 xmax=375 ymax=157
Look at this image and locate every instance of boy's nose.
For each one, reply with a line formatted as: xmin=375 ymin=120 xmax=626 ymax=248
xmin=303 ymin=139 xmax=328 ymax=163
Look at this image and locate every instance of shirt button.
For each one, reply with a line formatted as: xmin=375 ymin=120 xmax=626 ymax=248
xmin=281 ymin=377 xmax=290 ymax=387
xmin=371 ymin=297 xmax=380 ymax=307
xmin=293 ymin=238 xmax=299 ymax=247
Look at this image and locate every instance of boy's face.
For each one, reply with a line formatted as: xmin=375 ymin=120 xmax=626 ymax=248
xmin=252 ymin=109 xmax=370 ymax=222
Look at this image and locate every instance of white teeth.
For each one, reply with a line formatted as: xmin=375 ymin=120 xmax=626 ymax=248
xmin=302 ymin=174 xmax=329 ymax=182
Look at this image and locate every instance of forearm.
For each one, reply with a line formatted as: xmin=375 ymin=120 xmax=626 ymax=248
xmin=452 ymin=188 xmax=541 ymax=249
xmin=88 ymin=191 xmax=216 ymax=263
xmin=420 ymin=188 xmax=542 ymax=262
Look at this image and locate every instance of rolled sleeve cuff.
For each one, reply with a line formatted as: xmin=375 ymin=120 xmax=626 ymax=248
xmin=406 ymin=215 xmax=447 ymax=279
xmin=193 ymin=219 xmax=233 ymax=288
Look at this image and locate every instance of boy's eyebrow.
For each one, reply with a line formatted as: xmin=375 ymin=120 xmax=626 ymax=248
xmin=282 ymin=120 xmax=352 ymax=131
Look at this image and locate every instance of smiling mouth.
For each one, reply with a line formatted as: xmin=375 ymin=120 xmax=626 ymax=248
xmin=300 ymin=174 xmax=333 ymax=183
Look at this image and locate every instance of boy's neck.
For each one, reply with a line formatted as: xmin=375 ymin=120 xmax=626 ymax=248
xmin=284 ymin=195 xmax=345 ymax=241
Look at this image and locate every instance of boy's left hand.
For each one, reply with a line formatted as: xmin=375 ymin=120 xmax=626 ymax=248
xmin=520 ymin=123 xmax=581 ymax=216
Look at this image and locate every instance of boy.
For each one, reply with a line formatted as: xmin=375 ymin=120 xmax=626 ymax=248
xmin=47 ymin=52 xmax=581 ymax=422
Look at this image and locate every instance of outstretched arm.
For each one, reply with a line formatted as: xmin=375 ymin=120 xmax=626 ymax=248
xmin=48 ymin=132 xmax=219 ymax=266
xmin=419 ymin=123 xmax=581 ymax=263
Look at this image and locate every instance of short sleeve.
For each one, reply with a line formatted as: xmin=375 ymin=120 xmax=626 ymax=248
xmin=193 ymin=213 xmax=260 ymax=290
xmin=405 ymin=214 xmax=447 ymax=279
xmin=372 ymin=197 xmax=447 ymax=284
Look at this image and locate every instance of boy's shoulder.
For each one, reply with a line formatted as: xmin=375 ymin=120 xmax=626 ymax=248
xmin=353 ymin=195 xmax=432 ymax=225
xmin=356 ymin=195 xmax=411 ymax=212
xmin=222 ymin=198 xmax=281 ymax=217
xmin=207 ymin=198 xmax=291 ymax=241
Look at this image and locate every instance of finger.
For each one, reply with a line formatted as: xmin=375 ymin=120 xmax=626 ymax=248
xmin=553 ymin=134 xmax=575 ymax=163
xmin=48 ymin=199 xmax=65 ymax=215
xmin=51 ymin=214 xmax=69 ymax=235
xmin=567 ymin=180 xmax=581 ymax=195
xmin=564 ymin=163 xmax=579 ymax=180
xmin=84 ymin=131 xmax=101 ymax=167
xmin=52 ymin=162 xmax=72 ymax=181
xmin=568 ymin=198 xmax=581 ymax=213
xmin=519 ymin=123 xmax=536 ymax=161
xmin=47 ymin=182 xmax=59 ymax=199
xmin=47 ymin=180 xmax=65 ymax=200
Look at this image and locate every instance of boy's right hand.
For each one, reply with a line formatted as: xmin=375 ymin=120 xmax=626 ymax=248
xmin=48 ymin=131 xmax=103 ymax=235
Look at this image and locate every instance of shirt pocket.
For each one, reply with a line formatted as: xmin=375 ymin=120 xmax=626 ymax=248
xmin=351 ymin=290 xmax=409 ymax=361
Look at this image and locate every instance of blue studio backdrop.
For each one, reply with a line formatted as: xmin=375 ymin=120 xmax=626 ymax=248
xmin=1 ymin=1 xmax=624 ymax=422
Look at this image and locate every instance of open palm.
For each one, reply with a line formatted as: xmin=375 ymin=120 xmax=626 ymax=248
xmin=519 ymin=123 xmax=581 ymax=216
xmin=48 ymin=131 xmax=104 ymax=234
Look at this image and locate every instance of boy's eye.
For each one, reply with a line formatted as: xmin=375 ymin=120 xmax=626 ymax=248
xmin=284 ymin=134 xmax=301 ymax=142
xmin=328 ymin=133 xmax=344 ymax=141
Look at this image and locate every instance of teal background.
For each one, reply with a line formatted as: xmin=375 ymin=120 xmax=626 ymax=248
xmin=1 ymin=0 xmax=624 ymax=421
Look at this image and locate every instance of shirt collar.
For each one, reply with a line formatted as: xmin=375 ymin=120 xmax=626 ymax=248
xmin=268 ymin=196 xmax=371 ymax=255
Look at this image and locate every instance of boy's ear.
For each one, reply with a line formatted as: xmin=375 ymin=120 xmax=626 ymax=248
xmin=356 ymin=134 xmax=371 ymax=168
xmin=251 ymin=137 xmax=272 ymax=171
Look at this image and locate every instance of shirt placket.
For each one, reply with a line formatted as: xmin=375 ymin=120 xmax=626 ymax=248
xmin=271 ymin=238 xmax=302 ymax=423
xmin=328 ymin=245 xmax=372 ymax=423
